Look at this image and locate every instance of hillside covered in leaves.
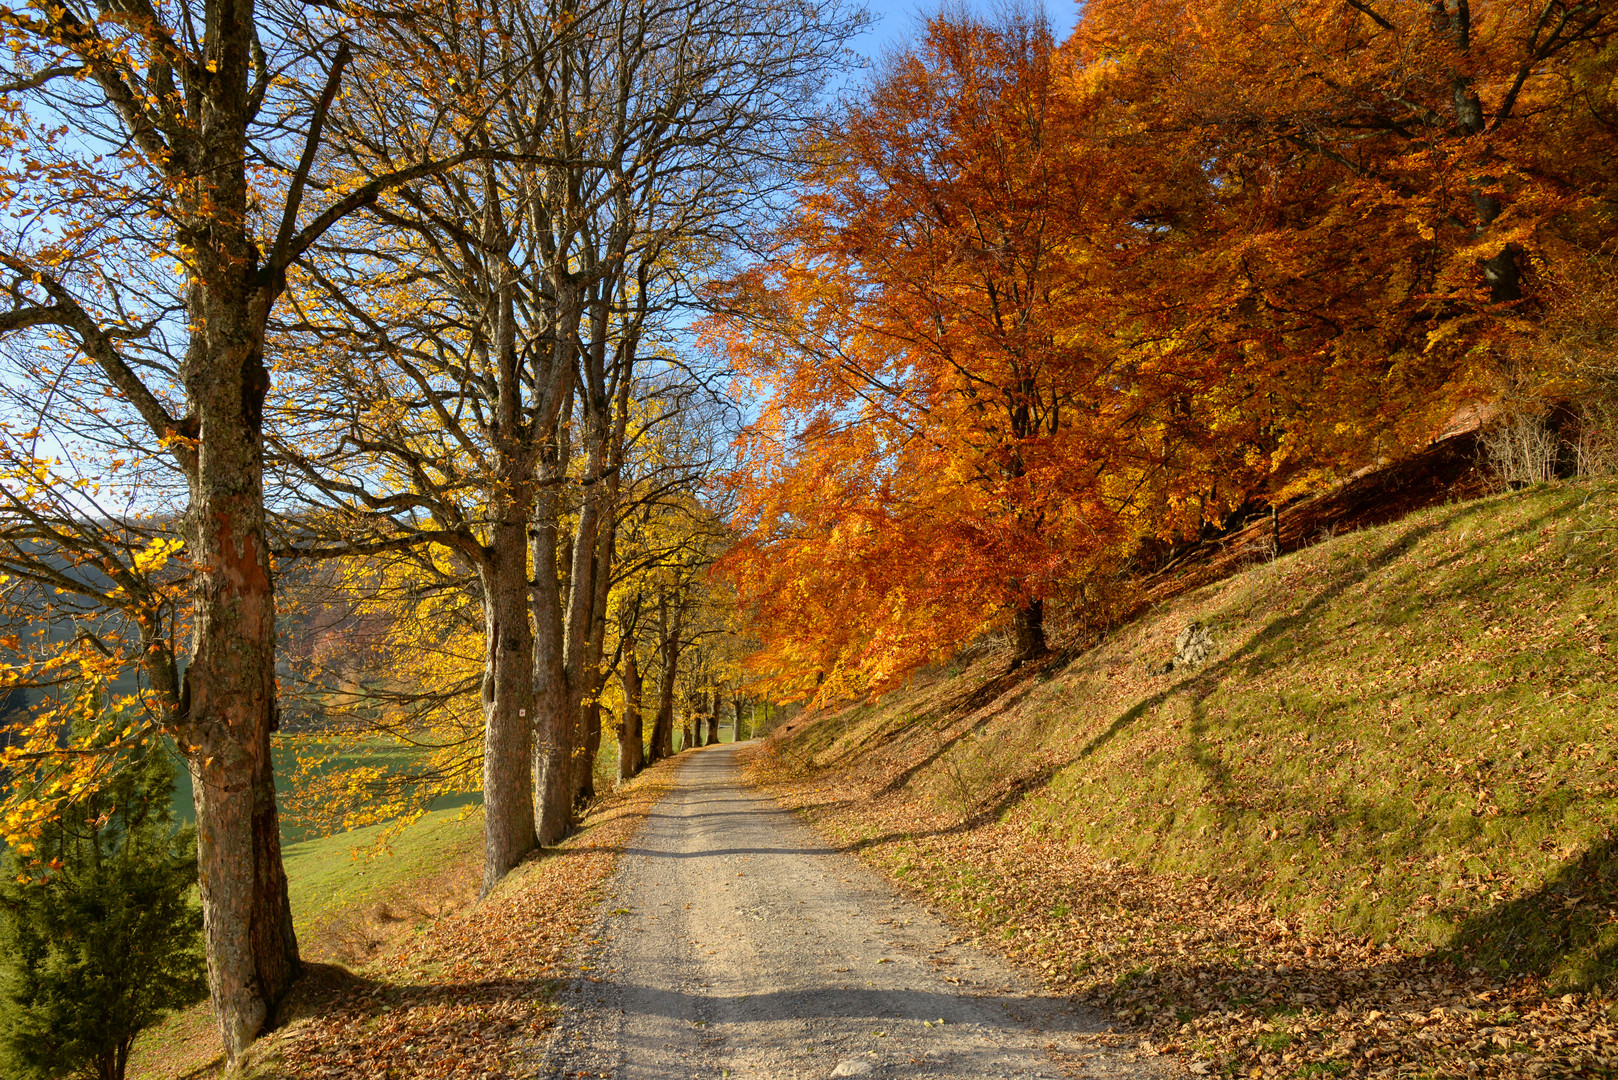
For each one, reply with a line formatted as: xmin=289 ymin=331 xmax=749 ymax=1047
xmin=750 ymin=480 xmax=1618 ymax=1078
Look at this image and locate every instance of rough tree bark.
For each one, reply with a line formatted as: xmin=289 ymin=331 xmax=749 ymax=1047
xmin=617 ymin=651 xmax=644 ymax=780
xmin=1011 ymin=597 xmax=1047 ymax=666
xmin=572 ymin=497 xmax=616 ymax=804
xmin=479 ymin=505 xmax=537 ymax=893
xmin=707 ymin=690 xmax=721 ymax=746
xmin=648 ymin=593 xmax=681 ymax=761
xmin=532 ymin=479 xmax=576 ymax=847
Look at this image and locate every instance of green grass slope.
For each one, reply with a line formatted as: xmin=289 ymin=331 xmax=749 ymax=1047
xmin=164 ymin=736 xmax=483 ymax=842
xmin=280 ymin=806 xmax=484 ymax=943
xmin=128 ymin=807 xmax=485 ymax=1079
xmin=781 ymin=481 xmax=1618 ymax=992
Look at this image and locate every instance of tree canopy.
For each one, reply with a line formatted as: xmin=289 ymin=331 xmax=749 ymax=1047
xmin=712 ymin=0 xmax=1618 ymax=702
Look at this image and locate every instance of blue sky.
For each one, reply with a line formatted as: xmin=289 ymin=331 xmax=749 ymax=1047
xmin=850 ymin=0 xmax=1081 ymax=60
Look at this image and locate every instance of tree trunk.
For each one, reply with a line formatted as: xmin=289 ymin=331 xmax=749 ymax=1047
xmin=1440 ymin=11 xmax=1523 ymax=306
xmin=560 ymin=454 xmax=605 ymax=801
xmin=617 ymin=652 xmax=644 ymax=781
xmin=1010 ymin=597 xmax=1047 ymax=666
xmin=690 ymin=691 xmax=706 ymax=747
xmin=175 ymin=191 xmax=300 ymax=1061
xmin=650 ymin=686 xmax=674 ymax=760
xmin=478 ymin=515 xmax=537 ymax=894
xmin=707 ymin=690 xmax=720 ymax=746
xmin=732 ymin=696 xmax=744 ymax=743
xmin=571 ymin=501 xmax=614 ymax=805
xmin=582 ymin=705 xmax=608 ymax=806
xmin=647 ymin=594 xmax=680 ymax=762
xmin=531 ymin=488 xmax=575 ymax=847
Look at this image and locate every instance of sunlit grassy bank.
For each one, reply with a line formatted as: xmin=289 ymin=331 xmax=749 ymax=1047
xmin=128 ymin=725 xmax=695 ymax=1077
xmin=281 ymin=806 xmax=484 ymax=942
xmin=127 ymin=804 xmax=484 ymax=1079
xmin=778 ymin=481 xmax=1618 ymax=991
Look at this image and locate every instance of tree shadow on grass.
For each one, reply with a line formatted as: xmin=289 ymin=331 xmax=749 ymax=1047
xmin=1034 ymin=838 xmax=1618 ymax=1074
xmin=833 ymin=759 xmax=1067 ymax=857
xmin=816 ymin=501 xmax=1574 ymax=864
xmin=1076 ymin=499 xmax=1570 ymax=793
xmin=1441 ymin=837 xmax=1618 ymax=992
xmin=861 ymin=655 xmax=1064 ymax=799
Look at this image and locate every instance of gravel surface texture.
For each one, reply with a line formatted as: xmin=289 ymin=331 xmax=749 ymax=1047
xmin=541 ymin=744 xmax=1159 ymax=1080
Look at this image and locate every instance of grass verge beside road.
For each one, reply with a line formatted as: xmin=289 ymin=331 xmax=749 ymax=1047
xmin=749 ymin=481 xmax=1618 ymax=1079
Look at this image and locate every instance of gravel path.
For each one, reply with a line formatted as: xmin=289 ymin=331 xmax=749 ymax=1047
xmin=539 ymin=744 xmax=1160 ymax=1080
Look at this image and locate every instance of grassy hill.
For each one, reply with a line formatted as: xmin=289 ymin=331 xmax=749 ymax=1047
xmin=755 ymin=479 xmax=1618 ymax=1076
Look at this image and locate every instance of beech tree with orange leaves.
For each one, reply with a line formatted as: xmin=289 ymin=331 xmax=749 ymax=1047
xmin=716 ymin=11 xmax=1180 ymax=697
xmin=1072 ymin=0 xmax=1618 ymax=410
xmin=716 ymin=0 xmax=1617 ymax=703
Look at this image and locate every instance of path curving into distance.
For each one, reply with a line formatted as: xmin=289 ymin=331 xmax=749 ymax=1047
xmin=537 ymin=744 xmax=1160 ymax=1080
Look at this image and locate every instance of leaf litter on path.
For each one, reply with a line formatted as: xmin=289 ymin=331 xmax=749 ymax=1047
xmin=742 ymin=744 xmax=1618 ymax=1079
xmin=259 ymin=762 xmax=679 ymax=1079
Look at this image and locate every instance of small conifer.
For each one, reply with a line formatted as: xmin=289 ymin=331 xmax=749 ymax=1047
xmin=0 ymin=712 xmax=207 ymax=1080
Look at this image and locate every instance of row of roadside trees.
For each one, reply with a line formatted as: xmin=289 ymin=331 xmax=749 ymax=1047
xmin=0 ymin=0 xmax=856 ymax=1063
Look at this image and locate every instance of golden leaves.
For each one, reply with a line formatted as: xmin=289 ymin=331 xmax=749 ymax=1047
xmin=130 ymin=536 xmax=183 ymax=574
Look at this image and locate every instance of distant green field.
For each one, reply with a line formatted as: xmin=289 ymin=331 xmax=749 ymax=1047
xmin=165 ymin=735 xmax=481 ymax=843
xmin=158 ymin=711 xmax=740 ymax=843
xmin=280 ymin=804 xmax=485 ymax=937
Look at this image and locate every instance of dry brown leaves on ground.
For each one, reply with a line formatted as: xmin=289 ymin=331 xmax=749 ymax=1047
xmin=259 ymin=763 xmax=679 ymax=1080
xmin=743 ymin=745 xmax=1618 ymax=1080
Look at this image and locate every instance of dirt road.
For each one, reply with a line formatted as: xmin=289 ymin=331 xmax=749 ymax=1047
xmin=539 ymin=745 xmax=1158 ymax=1080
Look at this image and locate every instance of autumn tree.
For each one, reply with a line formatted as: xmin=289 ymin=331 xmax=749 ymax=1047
xmin=271 ymin=0 xmax=597 ymax=883
xmin=1071 ymin=0 xmax=1618 ymax=425
xmin=610 ymin=587 xmax=648 ymax=780
xmin=716 ymin=12 xmax=1162 ymax=696
xmin=716 ymin=0 xmax=1618 ymax=702
xmin=0 ymin=0 xmax=545 ymax=1054
xmin=272 ymin=0 xmax=857 ymax=881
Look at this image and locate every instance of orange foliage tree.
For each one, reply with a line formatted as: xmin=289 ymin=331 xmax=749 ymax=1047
xmin=1073 ymin=0 xmax=1618 ymax=409
xmin=716 ymin=13 xmax=1158 ymax=696
xmin=715 ymin=1 xmax=1617 ymax=702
